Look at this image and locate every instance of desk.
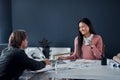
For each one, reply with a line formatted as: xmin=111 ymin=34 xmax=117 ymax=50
xmin=28 ymin=59 xmax=120 ymax=80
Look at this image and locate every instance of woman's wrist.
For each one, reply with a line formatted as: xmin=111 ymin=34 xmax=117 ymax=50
xmin=90 ymin=45 xmax=95 ymax=49
xmin=58 ymin=56 xmax=66 ymax=60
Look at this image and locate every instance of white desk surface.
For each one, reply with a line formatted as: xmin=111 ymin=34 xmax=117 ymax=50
xmin=28 ymin=59 xmax=120 ymax=80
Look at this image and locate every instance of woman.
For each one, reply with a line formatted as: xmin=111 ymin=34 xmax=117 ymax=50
xmin=59 ymin=18 xmax=103 ymax=60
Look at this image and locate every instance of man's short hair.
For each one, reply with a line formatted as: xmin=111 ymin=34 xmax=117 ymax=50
xmin=9 ymin=30 xmax=27 ymax=48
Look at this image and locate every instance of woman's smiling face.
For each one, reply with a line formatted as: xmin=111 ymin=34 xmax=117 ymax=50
xmin=79 ymin=22 xmax=90 ymax=36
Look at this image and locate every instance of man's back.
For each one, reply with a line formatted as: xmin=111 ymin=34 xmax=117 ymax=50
xmin=0 ymin=46 xmax=46 ymax=80
xmin=0 ymin=47 xmax=25 ymax=80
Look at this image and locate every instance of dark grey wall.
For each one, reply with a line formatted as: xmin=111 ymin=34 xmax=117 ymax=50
xmin=11 ymin=0 xmax=120 ymax=58
xmin=0 ymin=0 xmax=12 ymax=43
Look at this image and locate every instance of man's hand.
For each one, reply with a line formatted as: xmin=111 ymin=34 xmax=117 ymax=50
xmin=44 ymin=59 xmax=51 ymax=65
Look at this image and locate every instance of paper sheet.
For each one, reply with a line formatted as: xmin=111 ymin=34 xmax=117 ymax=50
xmin=30 ymin=65 xmax=55 ymax=73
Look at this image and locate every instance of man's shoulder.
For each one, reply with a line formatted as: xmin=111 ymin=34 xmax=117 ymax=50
xmin=8 ymin=47 xmax=23 ymax=53
xmin=3 ymin=47 xmax=24 ymax=56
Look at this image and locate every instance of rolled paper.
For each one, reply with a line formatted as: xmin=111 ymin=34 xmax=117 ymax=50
xmin=113 ymin=56 xmax=120 ymax=64
xmin=117 ymin=53 xmax=120 ymax=58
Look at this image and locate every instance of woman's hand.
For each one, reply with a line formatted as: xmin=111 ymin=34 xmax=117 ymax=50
xmin=58 ymin=56 xmax=67 ymax=60
xmin=90 ymin=41 xmax=96 ymax=49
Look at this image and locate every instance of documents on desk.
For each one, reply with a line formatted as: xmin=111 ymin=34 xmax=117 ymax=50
xmin=28 ymin=59 xmax=120 ymax=80
xmin=30 ymin=65 xmax=55 ymax=73
xmin=32 ymin=59 xmax=120 ymax=73
xmin=29 ymin=59 xmax=97 ymax=73
xmin=57 ymin=59 xmax=98 ymax=69
xmin=29 ymin=59 xmax=120 ymax=74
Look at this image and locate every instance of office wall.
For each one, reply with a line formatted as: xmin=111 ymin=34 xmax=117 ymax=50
xmin=0 ymin=0 xmax=12 ymax=43
xmin=12 ymin=0 xmax=120 ymax=58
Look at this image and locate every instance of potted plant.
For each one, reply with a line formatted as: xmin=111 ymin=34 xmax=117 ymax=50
xmin=39 ymin=38 xmax=51 ymax=59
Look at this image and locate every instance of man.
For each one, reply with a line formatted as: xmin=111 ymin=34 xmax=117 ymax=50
xmin=0 ymin=30 xmax=50 ymax=80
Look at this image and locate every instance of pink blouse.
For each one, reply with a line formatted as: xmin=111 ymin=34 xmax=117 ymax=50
xmin=66 ymin=34 xmax=103 ymax=60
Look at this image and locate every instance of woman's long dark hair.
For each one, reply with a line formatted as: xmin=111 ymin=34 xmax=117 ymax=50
xmin=78 ymin=18 xmax=96 ymax=57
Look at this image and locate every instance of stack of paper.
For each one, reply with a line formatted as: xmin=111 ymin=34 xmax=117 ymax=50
xmin=30 ymin=65 xmax=55 ymax=73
